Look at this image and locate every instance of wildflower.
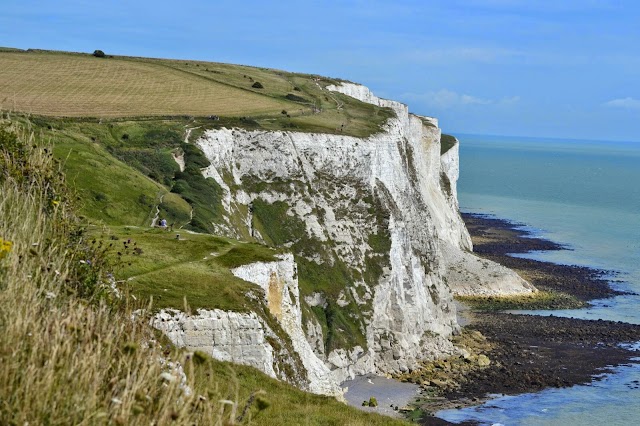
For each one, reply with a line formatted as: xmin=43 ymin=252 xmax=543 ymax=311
xmin=160 ymin=372 xmax=177 ymax=382
xmin=0 ymin=238 xmax=12 ymax=260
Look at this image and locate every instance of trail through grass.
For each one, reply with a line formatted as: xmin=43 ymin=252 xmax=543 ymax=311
xmin=94 ymin=226 xmax=280 ymax=312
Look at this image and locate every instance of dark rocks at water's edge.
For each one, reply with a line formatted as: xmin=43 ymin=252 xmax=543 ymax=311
xmin=462 ymin=212 xmax=628 ymax=301
xmin=413 ymin=213 xmax=640 ymax=425
xmin=417 ymin=313 xmax=640 ymax=424
xmin=451 ymin=313 xmax=640 ymax=399
xmin=462 ymin=212 xmax=566 ymax=254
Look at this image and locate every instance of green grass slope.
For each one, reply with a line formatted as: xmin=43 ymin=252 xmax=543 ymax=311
xmin=96 ymin=225 xmax=278 ymax=312
xmin=54 ymin=133 xmax=191 ymax=226
xmin=195 ymin=358 xmax=409 ymax=426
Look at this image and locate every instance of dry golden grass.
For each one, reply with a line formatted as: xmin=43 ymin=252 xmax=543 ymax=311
xmin=0 ymin=123 xmax=233 ymax=424
xmin=0 ymin=51 xmax=289 ymax=118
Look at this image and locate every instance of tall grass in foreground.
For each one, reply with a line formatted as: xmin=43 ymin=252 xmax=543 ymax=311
xmin=0 ymin=122 xmax=232 ymax=425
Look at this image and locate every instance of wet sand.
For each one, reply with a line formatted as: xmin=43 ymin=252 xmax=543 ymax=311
xmin=342 ymin=374 xmax=421 ymax=418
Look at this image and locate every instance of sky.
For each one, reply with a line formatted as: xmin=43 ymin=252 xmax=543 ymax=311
xmin=2 ymin=0 xmax=640 ymax=141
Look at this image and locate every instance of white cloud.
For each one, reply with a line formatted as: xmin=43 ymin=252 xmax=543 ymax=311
xmin=460 ymin=94 xmax=492 ymax=105
xmin=403 ymin=89 xmax=519 ymax=109
xmin=603 ymin=97 xmax=640 ymax=109
xmin=500 ymin=96 xmax=521 ymax=104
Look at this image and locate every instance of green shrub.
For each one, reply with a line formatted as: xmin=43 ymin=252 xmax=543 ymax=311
xmin=92 ymin=49 xmax=105 ymax=58
xmin=251 ymin=81 xmax=264 ymax=89
xmin=285 ymin=93 xmax=307 ymax=103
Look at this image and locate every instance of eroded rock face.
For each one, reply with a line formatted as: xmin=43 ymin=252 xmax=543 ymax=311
xmin=195 ymin=83 xmax=467 ymax=378
xmin=231 ymin=254 xmax=342 ymax=396
xmin=164 ymin=82 xmax=535 ymax=394
xmin=152 ymin=255 xmax=343 ymax=397
xmin=436 ymin=136 xmax=534 ymax=297
xmin=152 ymin=309 xmax=277 ymax=377
xmin=442 ymin=245 xmax=537 ymax=297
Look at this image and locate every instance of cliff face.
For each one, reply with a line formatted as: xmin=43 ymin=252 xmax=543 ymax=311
xmin=197 ymin=83 xmax=466 ymax=377
xmin=154 ymin=82 xmax=534 ymax=395
xmin=154 ymin=254 xmax=342 ymax=396
xmin=153 ymin=309 xmax=278 ymax=376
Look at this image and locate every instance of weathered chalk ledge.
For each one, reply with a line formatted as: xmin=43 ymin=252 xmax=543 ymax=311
xmin=153 ymin=254 xmax=343 ymax=397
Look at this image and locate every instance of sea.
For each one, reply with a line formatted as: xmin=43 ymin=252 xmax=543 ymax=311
xmin=436 ymin=134 xmax=640 ymax=425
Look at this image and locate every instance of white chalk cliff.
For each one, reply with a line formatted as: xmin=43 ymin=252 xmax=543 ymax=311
xmin=155 ymin=82 xmax=534 ymax=396
xmin=153 ymin=254 xmax=342 ymax=396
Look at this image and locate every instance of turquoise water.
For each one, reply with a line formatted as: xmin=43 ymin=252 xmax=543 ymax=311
xmin=437 ymin=134 xmax=640 ymax=425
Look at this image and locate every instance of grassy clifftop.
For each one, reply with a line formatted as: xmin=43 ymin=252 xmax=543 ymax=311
xmin=0 ymin=48 xmax=393 ymax=138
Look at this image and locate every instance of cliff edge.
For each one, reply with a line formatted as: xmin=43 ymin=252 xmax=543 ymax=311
xmin=155 ymin=82 xmax=534 ymax=396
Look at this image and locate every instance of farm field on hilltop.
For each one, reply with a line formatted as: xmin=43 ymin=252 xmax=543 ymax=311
xmin=0 ymin=51 xmax=288 ymax=117
xmin=0 ymin=49 xmax=394 ymax=137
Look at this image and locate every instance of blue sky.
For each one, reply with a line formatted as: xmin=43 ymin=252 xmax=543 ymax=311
xmin=2 ymin=0 xmax=640 ymax=141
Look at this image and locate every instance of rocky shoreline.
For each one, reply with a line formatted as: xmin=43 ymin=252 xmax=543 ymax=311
xmin=462 ymin=213 xmax=625 ymax=302
xmin=414 ymin=213 xmax=640 ymax=425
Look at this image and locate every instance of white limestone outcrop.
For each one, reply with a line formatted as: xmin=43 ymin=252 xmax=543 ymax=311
xmin=153 ymin=308 xmax=277 ymax=377
xmin=152 ymin=255 xmax=343 ymax=397
xmin=156 ymin=81 xmax=535 ymax=396
xmin=231 ymin=254 xmax=342 ymax=396
xmin=443 ymin=246 xmax=537 ymax=296
xmin=433 ymin=134 xmax=534 ymax=297
xmin=196 ymin=83 xmax=466 ymax=379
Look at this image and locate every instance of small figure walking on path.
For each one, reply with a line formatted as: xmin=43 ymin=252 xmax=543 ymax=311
xmin=159 ymin=218 xmax=167 ymax=228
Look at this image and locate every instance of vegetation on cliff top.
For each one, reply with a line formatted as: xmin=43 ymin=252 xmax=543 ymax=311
xmin=96 ymin=225 xmax=278 ymax=312
xmin=0 ymin=49 xmax=394 ymax=138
